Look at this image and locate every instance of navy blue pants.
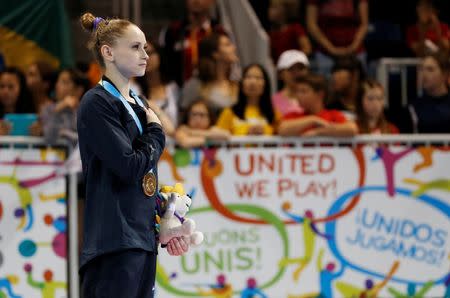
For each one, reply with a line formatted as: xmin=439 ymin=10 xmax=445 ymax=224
xmin=81 ymin=249 xmax=157 ymax=298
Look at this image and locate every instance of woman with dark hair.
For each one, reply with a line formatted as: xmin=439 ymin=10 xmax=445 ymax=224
xmin=25 ymin=61 xmax=56 ymax=113
xmin=216 ymin=64 xmax=275 ymax=135
xmin=0 ymin=67 xmax=35 ymax=116
xmin=181 ymin=32 xmax=239 ymax=117
xmin=41 ymin=68 xmax=90 ymax=146
xmin=25 ymin=61 xmax=56 ymax=136
xmin=175 ymin=98 xmax=230 ymax=148
xmin=0 ymin=67 xmax=35 ymax=135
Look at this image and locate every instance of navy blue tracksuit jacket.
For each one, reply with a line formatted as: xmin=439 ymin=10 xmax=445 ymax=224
xmin=77 ymin=81 xmax=165 ymax=270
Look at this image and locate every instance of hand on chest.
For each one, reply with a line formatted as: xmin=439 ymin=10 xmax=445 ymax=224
xmin=118 ymin=102 xmax=146 ymax=138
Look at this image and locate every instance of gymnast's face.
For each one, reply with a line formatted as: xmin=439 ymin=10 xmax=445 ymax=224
xmin=103 ymin=25 xmax=149 ymax=78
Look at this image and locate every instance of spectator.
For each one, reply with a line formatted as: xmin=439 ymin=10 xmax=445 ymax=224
xmin=0 ymin=67 xmax=35 ymax=135
xmin=160 ymin=0 xmax=225 ymax=86
xmin=407 ymin=0 xmax=450 ymax=57
xmin=216 ymin=64 xmax=275 ymax=135
xmin=327 ymin=56 xmax=365 ymax=120
xmin=137 ymin=42 xmax=180 ymax=128
xmin=272 ymin=50 xmax=309 ymax=118
xmin=175 ymin=99 xmax=230 ymax=148
xmin=356 ymin=79 xmax=398 ymax=134
xmin=181 ymin=32 xmax=239 ymax=117
xmin=40 ymin=68 xmax=89 ymax=146
xmin=306 ymin=0 xmax=369 ymax=75
xmin=278 ymin=74 xmax=358 ymax=137
xmin=25 ymin=61 xmax=56 ymax=136
xmin=268 ymin=0 xmax=312 ymax=63
xmin=25 ymin=61 xmax=55 ymax=113
xmin=397 ymin=52 xmax=450 ymax=133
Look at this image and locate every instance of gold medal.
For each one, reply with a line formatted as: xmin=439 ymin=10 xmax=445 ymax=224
xmin=142 ymin=172 xmax=156 ymax=196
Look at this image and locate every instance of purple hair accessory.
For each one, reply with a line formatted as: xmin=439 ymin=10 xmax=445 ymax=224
xmin=93 ymin=17 xmax=104 ymax=31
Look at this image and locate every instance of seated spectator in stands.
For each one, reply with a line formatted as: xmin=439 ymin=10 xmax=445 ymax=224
xmin=175 ymin=99 xmax=230 ymax=148
xmin=25 ymin=61 xmax=56 ymax=136
xmin=272 ymin=50 xmax=309 ymax=118
xmin=0 ymin=67 xmax=35 ymax=135
xmin=182 ymin=32 xmax=239 ymax=117
xmin=306 ymin=0 xmax=369 ymax=75
xmin=40 ymin=69 xmax=89 ymax=146
xmin=160 ymin=0 xmax=225 ymax=86
xmin=397 ymin=52 xmax=450 ymax=133
xmin=216 ymin=64 xmax=275 ymax=135
xmin=25 ymin=61 xmax=55 ymax=113
xmin=356 ymin=79 xmax=398 ymax=134
xmin=278 ymin=74 xmax=358 ymax=137
xmin=268 ymin=0 xmax=312 ymax=63
xmin=327 ymin=56 xmax=365 ymax=120
xmin=407 ymin=0 xmax=450 ymax=57
xmin=137 ymin=42 xmax=180 ymax=130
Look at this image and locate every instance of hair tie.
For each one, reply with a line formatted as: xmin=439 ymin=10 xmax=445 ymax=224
xmin=93 ymin=17 xmax=104 ymax=31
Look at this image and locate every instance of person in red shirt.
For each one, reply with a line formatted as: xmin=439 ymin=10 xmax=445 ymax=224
xmin=159 ymin=0 xmax=226 ymax=86
xmin=278 ymin=74 xmax=358 ymax=137
xmin=268 ymin=0 xmax=312 ymax=63
xmin=356 ymin=79 xmax=399 ymax=134
xmin=306 ymin=0 xmax=369 ymax=75
xmin=407 ymin=0 xmax=450 ymax=57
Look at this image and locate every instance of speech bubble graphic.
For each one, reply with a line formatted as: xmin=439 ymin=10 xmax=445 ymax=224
xmin=325 ymin=186 xmax=449 ymax=285
xmin=156 ymin=203 xmax=289 ymax=296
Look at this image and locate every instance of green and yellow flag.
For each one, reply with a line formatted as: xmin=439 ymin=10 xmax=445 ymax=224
xmin=0 ymin=0 xmax=74 ymax=70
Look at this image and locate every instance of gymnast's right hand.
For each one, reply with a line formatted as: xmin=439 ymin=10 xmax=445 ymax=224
xmin=144 ymin=106 xmax=162 ymax=126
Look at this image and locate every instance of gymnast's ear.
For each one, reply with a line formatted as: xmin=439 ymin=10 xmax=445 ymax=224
xmin=101 ymin=44 xmax=114 ymax=63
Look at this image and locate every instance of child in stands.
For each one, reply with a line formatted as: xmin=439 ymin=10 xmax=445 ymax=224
xmin=278 ymin=74 xmax=358 ymax=137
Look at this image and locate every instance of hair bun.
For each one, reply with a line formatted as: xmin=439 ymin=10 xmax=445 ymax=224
xmin=80 ymin=12 xmax=96 ymax=32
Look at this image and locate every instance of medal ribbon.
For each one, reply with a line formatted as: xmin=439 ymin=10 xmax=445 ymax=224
xmin=100 ymin=79 xmax=146 ymax=135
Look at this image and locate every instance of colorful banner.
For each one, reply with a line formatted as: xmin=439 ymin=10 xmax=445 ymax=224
xmin=0 ymin=148 xmax=67 ymax=298
xmin=156 ymin=145 xmax=450 ymax=298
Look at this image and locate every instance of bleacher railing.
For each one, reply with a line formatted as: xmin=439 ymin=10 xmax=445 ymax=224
xmin=183 ymin=134 xmax=450 ymax=147
xmin=376 ymin=57 xmax=422 ymax=107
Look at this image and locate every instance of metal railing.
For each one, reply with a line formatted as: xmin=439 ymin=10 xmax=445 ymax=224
xmin=376 ymin=57 xmax=422 ymax=107
xmin=167 ymin=134 xmax=450 ymax=148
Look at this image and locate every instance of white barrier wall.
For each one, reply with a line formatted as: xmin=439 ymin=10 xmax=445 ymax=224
xmin=156 ymin=145 xmax=450 ymax=298
xmin=0 ymin=148 xmax=68 ymax=298
xmin=1 ymin=136 xmax=448 ymax=298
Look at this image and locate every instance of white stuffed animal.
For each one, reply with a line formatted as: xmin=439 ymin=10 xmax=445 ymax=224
xmin=158 ymin=183 xmax=204 ymax=246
